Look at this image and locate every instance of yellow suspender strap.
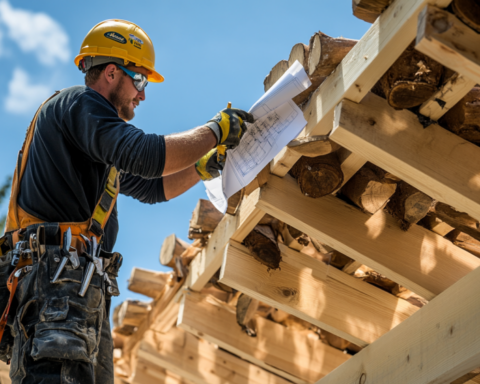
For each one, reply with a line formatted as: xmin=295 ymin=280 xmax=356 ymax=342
xmin=5 ymin=91 xmax=62 ymax=233
xmin=89 ymin=167 xmax=121 ymax=237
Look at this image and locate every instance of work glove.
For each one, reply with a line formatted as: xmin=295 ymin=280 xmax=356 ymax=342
xmin=195 ymin=149 xmax=224 ymax=181
xmin=205 ymin=108 xmax=255 ymax=148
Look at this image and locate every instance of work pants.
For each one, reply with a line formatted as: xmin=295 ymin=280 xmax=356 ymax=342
xmin=6 ymin=241 xmax=114 ymax=384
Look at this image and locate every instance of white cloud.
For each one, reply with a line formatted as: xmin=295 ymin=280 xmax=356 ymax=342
xmin=5 ymin=68 xmax=51 ymax=114
xmin=0 ymin=1 xmax=70 ymax=66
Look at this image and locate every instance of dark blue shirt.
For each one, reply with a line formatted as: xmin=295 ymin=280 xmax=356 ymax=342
xmin=17 ymin=86 xmax=167 ymax=251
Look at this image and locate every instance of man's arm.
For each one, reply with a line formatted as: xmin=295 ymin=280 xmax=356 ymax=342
xmin=163 ymin=165 xmax=200 ymax=200
xmin=163 ymin=126 xmax=216 ymax=176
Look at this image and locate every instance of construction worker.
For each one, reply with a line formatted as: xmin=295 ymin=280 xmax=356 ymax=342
xmin=0 ymin=19 xmax=253 ymax=384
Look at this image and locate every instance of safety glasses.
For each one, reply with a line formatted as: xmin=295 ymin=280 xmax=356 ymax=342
xmin=118 ymin=65 xmax=148 ymax=92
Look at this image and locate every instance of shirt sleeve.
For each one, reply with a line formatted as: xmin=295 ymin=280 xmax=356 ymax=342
xmin=61 ymin=89 xmax=166 ymax=179
xmin=120 ymin=173 xmax=167 ymax=204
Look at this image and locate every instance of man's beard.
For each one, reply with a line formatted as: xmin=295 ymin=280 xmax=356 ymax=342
xmin=110 ymin=76 xmax=136 ymax=121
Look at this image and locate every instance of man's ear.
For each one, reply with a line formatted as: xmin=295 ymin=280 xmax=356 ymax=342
xmin=104 ymin=64 xmax=118 ymax=84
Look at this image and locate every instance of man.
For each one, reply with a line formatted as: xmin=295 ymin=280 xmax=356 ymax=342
xmin=0 ymin=19 xmax=253 ymax=383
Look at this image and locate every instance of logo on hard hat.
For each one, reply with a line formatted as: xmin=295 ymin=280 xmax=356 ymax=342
xmin=129 ymin=34 xmax=143 ymax=49
xmin=104 ymin=32 xmax=127 ymax=44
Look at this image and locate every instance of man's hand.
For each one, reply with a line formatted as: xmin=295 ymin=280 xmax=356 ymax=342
xmin=195 ymin=149 xmax=224 ymax=181
xmin=205 ymin=108 xmax=254 ymax=148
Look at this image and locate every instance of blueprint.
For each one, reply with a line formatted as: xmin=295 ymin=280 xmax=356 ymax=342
xmin=204 ymin=61 xmax=311 ymax=212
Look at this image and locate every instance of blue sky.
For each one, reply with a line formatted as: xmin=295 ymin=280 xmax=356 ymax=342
xmin=0 ymin=0 xmax=370 ymax=316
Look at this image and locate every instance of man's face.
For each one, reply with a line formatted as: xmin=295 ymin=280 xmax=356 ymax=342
xmin=109 ymin=65 xmax=149 ymax=121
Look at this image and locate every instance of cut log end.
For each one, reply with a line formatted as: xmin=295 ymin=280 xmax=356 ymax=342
xmin=352 ymin=0 xmax=393 ymax=23
xmin=439 ymin=87 xmax=480 ymax=146
xmin=290 ymin=153 xmax=344 ymax=198
xmin=264 ymin=60 xmax=289 ymax=93
xmin=341 ymin=163 xmax=397 ymax=214
xmin=452 ymin=0 xmax=480 ymax=33
xmin=386 ymin=181 xmax=433 ymax=231
xmin=387 ymin=82 xmax=438 ymax=110
xmin=244 ymin=225 xmax=281 ymax=270
xmin=159 ymin=234 xmax=189 ymax=268
xmin=378 ymin=42 xmax=444 ymax=109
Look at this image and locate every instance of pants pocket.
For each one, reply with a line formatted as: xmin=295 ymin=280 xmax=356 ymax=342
xmin=31 ymin=295 xmax=104 ymax=364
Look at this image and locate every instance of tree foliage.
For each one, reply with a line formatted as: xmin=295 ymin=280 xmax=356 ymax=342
xmin=0 ymin=176 xmax=12 ymax=234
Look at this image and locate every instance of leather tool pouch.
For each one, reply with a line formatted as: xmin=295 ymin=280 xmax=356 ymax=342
xmin=9 ymin=239 xmax=106 ymax=380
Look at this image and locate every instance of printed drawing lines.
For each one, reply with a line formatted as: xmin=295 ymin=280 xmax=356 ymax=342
xmin=231 ymin=102 xmax=299 ymax=177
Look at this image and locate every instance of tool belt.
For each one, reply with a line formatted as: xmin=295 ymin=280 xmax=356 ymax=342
xmin=0 ymin=92 xmax=123 ymax=364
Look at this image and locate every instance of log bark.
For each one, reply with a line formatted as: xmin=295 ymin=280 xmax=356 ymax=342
xmin=321 ymin=330 xmax=351 ymax=351
xmin=376 ymin=41 xmax=444 ymax=109
xmin=159 ymin=234 xmax=189 ymax=268
xmin=243 ymin=225 xmax=281 ymax=270
xmin=439 ymin=87 xmax=480 ymax=146
xmin=117 ymin=300 xmax=150 ymax=328
xmin=386 ymin=181 xmax=434 ymax=230
xmin=452 ymin=0 xmax=480 ymax=34
xmin=352 ymin=0 xmax=392 ymax=23
xmin=289 ymin=152 xmax=344 ymax=198
xmin=432 ymin=202 xmax=480 ymax=241
xmin=308 ymin=32 xmax=357 ymax=79
xmin=289 ymin=41 xmax=326 ymax=105
xmin=264 ymin=60 xmax=289 ymax=92
xmin=287 ymin=135 xmax=341 ymax=158
xmin=341 ymin=162 xmax=398 ymax=214
xmin=188 ymin=199 xmax=224 ymax=239
xmin=446 ymin=230 xmax=480 ymax=258
xmin=236 ymin=293 xmax=259 ymax=336
xmin=127 ymin=268 xmax=169 ymax=299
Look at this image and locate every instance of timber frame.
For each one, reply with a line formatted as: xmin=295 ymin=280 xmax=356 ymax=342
xmin=113 ymin=1 xmax=480 ymax=383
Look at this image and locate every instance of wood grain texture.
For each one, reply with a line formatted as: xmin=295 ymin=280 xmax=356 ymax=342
xmin=137 ymin=327 xmax=292 ymax=384
xmin=332 ymin=92 xmax=480 ymax=222
xmin=188 ymin=188 xmax=265 ymax=291
xmin=127 ymin=268 xmax=169 ymax=299
xmin=315 ymin=264 xmax=480 ymax=384
xmin=178 ymin=292 xmax=350 ymax=383
xmin=220 ymin=241 xmax=418 ymax=347
xmin=271 ymin=0 xmax=453 ymax=177
xmin=416 ymin=5 xmax=480 ymax=85
xmin=256 ymin=173 xmax=480 ymax=300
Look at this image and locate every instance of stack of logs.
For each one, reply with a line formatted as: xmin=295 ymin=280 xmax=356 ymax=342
xmin=112 ymin=2 xmax=480 ymax=382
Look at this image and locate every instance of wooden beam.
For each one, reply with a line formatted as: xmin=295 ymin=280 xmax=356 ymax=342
xmin=117 ymin=300 xmax=150 ymax=328
xmin=416 ymin=5 xmax=480 ymax=85
xmin=128 ymin=267 xmax=169 ymax=299
xmin=255 ymin=173 xmax=480 ymax=300
xmin=419 ymin=72 xmax=476 ymax=121
xmin=178 ymin=291 xmax=350 ymax=383
xmin=137 ymin=327 xmax=292 ymax=384
xmin=132 ymin=358 xmax=194 ymax=384
xmin=188 ymin=188 xmax=265 ymax=291
xmin=315 ymin=263 xmax=480 ymax=384
xmin=331 ymin=92 xmax=480 ymax=222
xmin=220 ymin=241 xmax=418 ymax=347
xmin=271 ymin=0 xmax=453 ymax=177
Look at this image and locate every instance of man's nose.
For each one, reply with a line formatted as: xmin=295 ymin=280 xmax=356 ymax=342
xmin=137 ymin=89 xmax=146 ymax=101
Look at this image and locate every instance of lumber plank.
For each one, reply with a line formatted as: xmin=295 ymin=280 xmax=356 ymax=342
xmin=187 ymin=188 xmax=265 ymax=291
xmin=315 ymin=262 xmax=480 ymax=384
xmin=132 ymin=358 xmax=193 ymax=384
xmin=255 ymin=173 xmax=480 ymax=300
xmin=117 ymin=300 xmax=150 ymax=328
xmin=416 ymin=5 xmax=480 ymax=85
xmin=331 ymin=92 xmax=480 ymax=222
xmin=271 ymin=0 xmax=453 ymax=177
xmin=419 ymin=72 xmax=476 ymax=121
xmin=137 ymin=327 xmax=292 ymax=384
xmin=287 ymin=135 xmax=341 ymax=158
xmin=178 ymin=292 xmax=350 ymax=383
xmin=127 ymin=267 xmax=169 ymax=299
xmin=220 ymin=241 xmax=418 ymax=347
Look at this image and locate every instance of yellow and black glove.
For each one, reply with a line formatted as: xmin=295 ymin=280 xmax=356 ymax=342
xmin=195 ymin=149 xmax=225 ymax=181
xmin=205 ymin=108 xmax=255 ymax=148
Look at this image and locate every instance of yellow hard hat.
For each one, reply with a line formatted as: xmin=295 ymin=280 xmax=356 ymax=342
xmin=75 ymin=19 xmax=164 ymax=83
